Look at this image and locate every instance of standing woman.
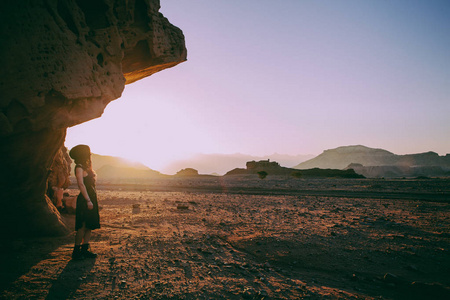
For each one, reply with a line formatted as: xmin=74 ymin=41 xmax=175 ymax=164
xmin=69 ymin=145 xmax=100 ymax=260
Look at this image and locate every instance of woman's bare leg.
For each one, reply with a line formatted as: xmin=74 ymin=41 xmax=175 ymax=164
xmin=83 ymin=229 xmax=92 ymax=244
xmin=80 ymin=228 xmax=97 ymax=258
xmin=72 ymin=226 xmax=86 ymax=259
xmin=75 ymin=227 xmax=85 ymax=245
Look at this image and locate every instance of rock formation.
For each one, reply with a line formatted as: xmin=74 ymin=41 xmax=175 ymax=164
xmin=0 ymin=0 xmax=186 ymax=236
xmin=47 ymin=146 xmax=72 ymax=208
xmin=175 ymin=168 xmax=199 ymax=177
xmin=226 ymin=160 xmax=364 ymax=178
xmin=246 ymin=159 xmax=281 ymax=171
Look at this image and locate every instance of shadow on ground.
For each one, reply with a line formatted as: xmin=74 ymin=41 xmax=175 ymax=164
xmin=46 ymin=258 xmax=96 ymax=300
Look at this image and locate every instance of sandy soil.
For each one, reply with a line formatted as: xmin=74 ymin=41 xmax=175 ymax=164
xmin=1 ymin=177 xmax=450 ymax=299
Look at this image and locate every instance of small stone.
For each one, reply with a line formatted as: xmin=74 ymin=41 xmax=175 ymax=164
xmin=177 ymin=204 xmax=189 ymax=210
xmin=241 ymin=287 xmax=255 ymax=299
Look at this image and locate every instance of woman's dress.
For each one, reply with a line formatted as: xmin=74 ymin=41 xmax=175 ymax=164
xmin=75 ymin=165 xmax=100 ymax=230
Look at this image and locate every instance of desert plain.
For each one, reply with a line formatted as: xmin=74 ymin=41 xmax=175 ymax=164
xmin=1 ymin=176 xmax=450 ymax=299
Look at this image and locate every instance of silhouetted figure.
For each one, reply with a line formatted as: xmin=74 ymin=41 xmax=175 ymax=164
xmin=69 ymin=145 xmax=100 ymax=260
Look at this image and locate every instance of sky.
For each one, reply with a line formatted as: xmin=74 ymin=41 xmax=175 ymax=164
xmin=66 ymin=0 xmax=450 ymax=172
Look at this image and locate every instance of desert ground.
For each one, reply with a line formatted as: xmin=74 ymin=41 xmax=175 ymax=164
xmin=1 ymin=177 xmax=450 ymax=299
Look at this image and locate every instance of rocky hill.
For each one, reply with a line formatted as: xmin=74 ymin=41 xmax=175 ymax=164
xmin=295 ymin=145 xmax=450 ymax=178
xmin=93 ymin=154 xmax=150 ymax=170
xmin=69 ymin=153 xmax=162 ymax=180
xmin=95 ymin=165 xmax=162 ymax=180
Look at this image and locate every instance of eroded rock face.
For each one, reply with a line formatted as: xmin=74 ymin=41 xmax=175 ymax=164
xmin=0 ymin=0 xmax=186 ymax=236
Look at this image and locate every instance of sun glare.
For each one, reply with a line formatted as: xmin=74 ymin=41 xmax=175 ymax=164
xmin=66 ymin=83 xmax=213 ymax=171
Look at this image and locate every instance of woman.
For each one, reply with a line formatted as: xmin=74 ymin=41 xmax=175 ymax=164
xmin=69 ymin=144 xmax=100 ymax=260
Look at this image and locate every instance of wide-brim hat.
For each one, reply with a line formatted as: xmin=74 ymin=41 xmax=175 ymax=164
xmin=69 ymin=144 xmax=91 ymax=160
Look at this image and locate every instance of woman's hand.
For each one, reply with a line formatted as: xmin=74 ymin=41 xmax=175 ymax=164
xmin=87 ymin=200 xmax=94 ymax=210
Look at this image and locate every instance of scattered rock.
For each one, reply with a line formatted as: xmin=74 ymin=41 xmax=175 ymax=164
xmin=119 ymin=280 xmax=127 ymax=289
xmin=177 ymin=204 xmax=189 ymax=210
xmin=132 ymin=204 xmax=140 ymax=214
xmin=108 ymin=257 xmax=116 ymax=265
xmin=241 ymin=287 xmax=256 ymax=298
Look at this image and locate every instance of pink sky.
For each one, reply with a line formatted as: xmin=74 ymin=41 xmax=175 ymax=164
xmin=66 ymin=0 xmax=450 ymax=171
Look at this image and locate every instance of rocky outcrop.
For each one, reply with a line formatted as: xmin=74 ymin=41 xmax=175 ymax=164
xmin=0 ymin=0 xmax=186 ymax=236
xmin=226 ymin=160 xmax=364 ymax=178
xmin=175 ymin=168 xmax=199 ymax=177
xmin=246 ymin=160 xmax=281 ymax=170
xmin=47 ymin=146 xmax=72 ymax=207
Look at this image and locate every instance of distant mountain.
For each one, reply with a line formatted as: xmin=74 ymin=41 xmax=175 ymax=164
xmin=96 ymin=165 xmax=162 ymax=179
xmin=91 ymin=154 xmax=150 ymax=171
xmin=163 ymin=153 xmax=314 ymax=175
xmin=70 ymin=153 xmax=162 ymax=179
xmin=294 ymin=145 xmax=450 ymax=178
xmin=294 ymin=145 xmax=396 ymax=169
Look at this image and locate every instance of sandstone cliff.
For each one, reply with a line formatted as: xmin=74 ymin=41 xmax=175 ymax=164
xmin=0 ymin=0 xmax=186 ymax=236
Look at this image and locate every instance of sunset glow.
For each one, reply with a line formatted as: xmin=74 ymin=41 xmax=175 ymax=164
xmin=66 ymin=0 xmax=450 ymax=172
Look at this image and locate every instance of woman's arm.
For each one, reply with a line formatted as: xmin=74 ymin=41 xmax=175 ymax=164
xmin=75 ymin=167 xmax=93 ymax=210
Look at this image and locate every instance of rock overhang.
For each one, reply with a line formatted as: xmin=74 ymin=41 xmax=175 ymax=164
xmin=0 ymin=0 xmax=187 ymax=136
xmin=0 ymin=0 xmax=187 ymax=236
